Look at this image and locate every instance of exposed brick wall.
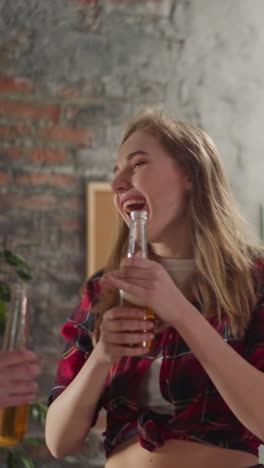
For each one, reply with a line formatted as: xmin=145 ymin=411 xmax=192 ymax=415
xmin=1 ymin=0 xmax=264 ymax=466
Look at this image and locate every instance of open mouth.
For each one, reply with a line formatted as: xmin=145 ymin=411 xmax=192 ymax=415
xmin=122 ymin=199 xmax=146 ymax=214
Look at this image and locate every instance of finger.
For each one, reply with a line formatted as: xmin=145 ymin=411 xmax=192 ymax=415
xmin=116 ymin=277 xmax=153 ymax=288
xmin=0 ymin=350 xmax=39 ymax=369
xmin=103 ymin=270 xmax=153 ymax=285
xmin=105 ymin=319 xmax=154 ymax=333
xmin=11 ymin=380 xmax=39 ymax=394
xmin=0 ymin=392 xmax=37 ymax=408
xmin=121 ymin=256 xmax=154 ymax=268
xmin=1 ymin=362 xmax=41 ymax=383
xmin=103 ymin=264 xmax=153 ymax=280
xmin=102 ymin=277 xmax=146 ymax=300
xmin=20 ymin=349 xmax=40 ymax=362
xmin=105 ymin=307 xmax=147 ymax=320
xmin=1 ymin=380 xmax=39 ymax=395
xmin=107 ymin=331 xmax=154 ymax=345
xmin=102 ymin=275 xmax=153 ymax=292
xmin=106 ymin=344 xmax=150 ymax=358
xmin=109 ymin=266 xmax=152 ymax=279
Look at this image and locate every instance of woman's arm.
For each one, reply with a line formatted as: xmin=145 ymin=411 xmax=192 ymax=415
xmin=45 ymin=348 xmax=111 ymax=458
xmin=45 ymin=305 xmax=153 ymax=458
xmin=173 ymin=301 xmax=264 ymax=441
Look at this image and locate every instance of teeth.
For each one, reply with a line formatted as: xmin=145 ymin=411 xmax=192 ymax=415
xmin=123 ymin=199 xmax=145 ymax=213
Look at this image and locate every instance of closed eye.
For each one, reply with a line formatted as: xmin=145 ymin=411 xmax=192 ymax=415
xmin=132 ymin=161 xmax=146 ymax=169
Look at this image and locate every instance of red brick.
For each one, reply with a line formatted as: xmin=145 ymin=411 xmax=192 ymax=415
xmin=57 ymin=263 xmax=82 ymax=274
xmin=0 ymin=124 xmax=29 ymax=138
xmin=57 ymin=87 xmax=80 ymax=98
xmin=1 ymin=194 xmax=58 ymax=211
xmin=16 ymin=173 xmax=77 ymax=187
xmin=62 ymin=82 xmax=100 ymax=99
xmin=28 ymin=148 xmax=68 ymax=164
xmin=63 ymin=237 xmax=82 ymax=250
xmin=0 ymin=171 xmax=9 ymax=184
xmin=56 ymin=215 xmax=83 ymax=232
xmin=0 ymin=75 xmax=32 ymax=94
xmin=39 ymin=126 xmax=92 ymax=147
xmin=4 ymin=148 xmax=22 ymax=160
xmin=62 ymin=196 xmax=84 ymax=210
xmin=0 ymin=100 xmax=60 ymax=122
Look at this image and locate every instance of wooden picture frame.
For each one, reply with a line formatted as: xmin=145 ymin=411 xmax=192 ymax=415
xmin=86 ymin=182 xmax=118 ymax=277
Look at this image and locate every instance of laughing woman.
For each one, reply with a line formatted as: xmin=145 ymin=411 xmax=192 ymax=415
xmin=45 ymin=107 xmax=264 ymax=468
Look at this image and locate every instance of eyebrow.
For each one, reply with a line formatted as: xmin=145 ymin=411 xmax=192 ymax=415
xmin=113 ymin=150 xmax=150 ymax=174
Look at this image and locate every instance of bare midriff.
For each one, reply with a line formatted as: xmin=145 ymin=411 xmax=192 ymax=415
xmin=105 ymin=436 xmax=258 ymax=468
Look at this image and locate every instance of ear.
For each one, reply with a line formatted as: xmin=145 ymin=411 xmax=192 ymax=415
xmin=185 ymin=175 xmax=192 ymax=191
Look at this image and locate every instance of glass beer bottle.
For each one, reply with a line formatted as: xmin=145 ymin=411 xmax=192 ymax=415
xmin=0 ymin=283 xmax=30 ymax=446
xmin=120 ymin=210 xmax=155 ymax=349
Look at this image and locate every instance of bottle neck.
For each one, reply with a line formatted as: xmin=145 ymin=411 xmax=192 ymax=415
xmin=127 ymin=218 xmax=147 ymax=258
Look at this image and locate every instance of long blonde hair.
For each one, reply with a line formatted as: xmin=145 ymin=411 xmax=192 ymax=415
xmin=92 ymin=106 xmax=263 ymax=341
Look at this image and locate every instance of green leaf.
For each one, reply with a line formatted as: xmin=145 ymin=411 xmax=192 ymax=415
xmin=0 ymin=446 xmax=8 ymax=455
xmin=4 ymin=250 xmax=29 ymax=269
xmin=0 ymin=299 xmax=7 ymax=323
xmin=20 ymin=454 xmax=35 ymax=468
xmin=0 ymin=280 xmax=11 ymax=301
xmin=5 ymin=448 xmax=35 ymax=468
xmin=7 ymin=451 xmax=19 ymax=468
xmin=30 ymin=402 xmax=47 ymax=425
xmin=23 ymin=437 xmax=43 ymax=447
xmin=16 ymin=242 xmax=40 ymax=249
xmin=15 ymin=266 xmax=32 ymax=281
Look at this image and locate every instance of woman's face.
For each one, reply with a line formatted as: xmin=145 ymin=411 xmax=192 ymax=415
xmin=111 ymin=130 xmax=192 ymax=252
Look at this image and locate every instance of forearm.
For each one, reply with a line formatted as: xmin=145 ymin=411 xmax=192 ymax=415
xmin=173 ymin=302 xmax=264 ymax=440
xmin=45 ymin=348 xmax=111 ymax=458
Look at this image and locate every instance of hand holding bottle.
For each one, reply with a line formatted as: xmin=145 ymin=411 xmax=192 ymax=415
xmin=0 ymin=350 xmax=40 ymax=409
xmin=93 ymin=306 xmax=154 ymax=365
xmin=0 ymin=284 xmax=41 ymax=446
xmin=101 ymin=255 xmax=189 ymax=329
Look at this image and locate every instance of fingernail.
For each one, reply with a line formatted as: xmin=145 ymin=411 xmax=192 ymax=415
xmin=145 ymin=321 xmax=154 ymax=329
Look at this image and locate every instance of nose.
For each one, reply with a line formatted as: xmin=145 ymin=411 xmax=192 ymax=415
xmin=111 ymin=170 xmax=131 ymax=193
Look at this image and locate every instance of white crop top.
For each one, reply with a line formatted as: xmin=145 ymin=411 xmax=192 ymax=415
xmin=138 ymin=258 xmax=195 ymax=415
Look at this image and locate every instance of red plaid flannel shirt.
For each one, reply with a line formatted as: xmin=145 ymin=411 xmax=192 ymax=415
xmin=48 ymin=259 xmax=264 ymax=458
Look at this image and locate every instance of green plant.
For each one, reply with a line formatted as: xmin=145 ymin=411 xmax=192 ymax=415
xmin=0 ymin=244 xmax=47 ymax=468
xmin=0 ymin=247 xmax=32 ymax=332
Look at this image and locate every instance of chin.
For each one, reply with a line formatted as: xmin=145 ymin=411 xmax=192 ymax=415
xmin=146 ymin=232 xmax=162 ymax=245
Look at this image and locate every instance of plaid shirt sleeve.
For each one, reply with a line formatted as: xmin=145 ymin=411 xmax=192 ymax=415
xmin=48 ymin=272 xmax=102 ymax=408
xmin=245 ymin=258 xmax=264 ymax=371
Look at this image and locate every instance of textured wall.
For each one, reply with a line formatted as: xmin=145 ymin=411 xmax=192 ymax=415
xmin=0 ymin=0 xmax=264 ymax=466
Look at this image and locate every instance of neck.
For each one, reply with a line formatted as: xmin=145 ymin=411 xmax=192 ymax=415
xmin=149 ymin=211 xmax=194 ymax=259
xmin=150 ymin=230 xmax=193 ymax=260
xmin=150 ymin=243 xmax=193 ymax=260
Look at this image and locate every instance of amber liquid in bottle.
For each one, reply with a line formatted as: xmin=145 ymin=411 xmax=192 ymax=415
xmin=0 ymin=284 xmax=30 ymax=446
xmin=0 ymin=405 xmax=29 ymax=446
xmin=120 ymin=210 xmax=155 ymax=350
